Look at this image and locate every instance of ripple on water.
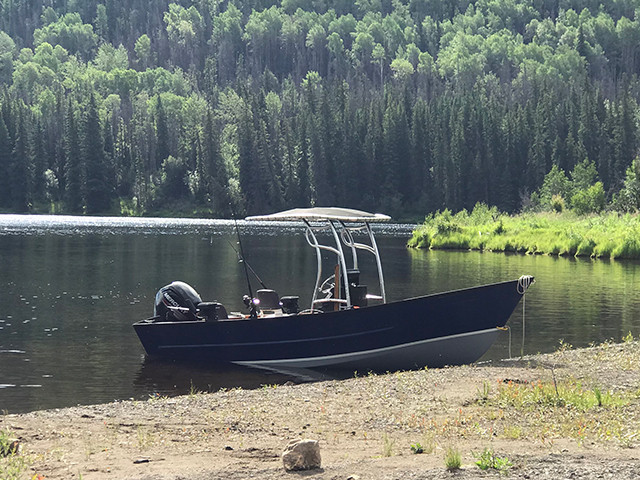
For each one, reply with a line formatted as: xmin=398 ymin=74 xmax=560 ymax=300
xmin=0 ymin=214 xmax=417 ymax=237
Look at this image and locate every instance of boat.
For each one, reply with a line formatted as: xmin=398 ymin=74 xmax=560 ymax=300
xmin=133 ymin=207 xmax=534 ymax=371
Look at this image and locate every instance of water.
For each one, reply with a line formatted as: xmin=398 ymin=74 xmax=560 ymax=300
xmin=1 ymin=215 xmax=639 ymax=414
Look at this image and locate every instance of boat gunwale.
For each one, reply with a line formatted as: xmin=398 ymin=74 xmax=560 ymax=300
xmin=133 ymin=277 xmax=530 ymax=327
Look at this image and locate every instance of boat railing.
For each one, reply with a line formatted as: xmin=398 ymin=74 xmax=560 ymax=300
xmin=304 ymin=219 xmax=352 ymax=309
xmin=245 ymin=208 xmax=390 ymax=312
xmin=339 ymin=221 xmax=386 ymax=303
xmin=303 ymin=219 xmax=386 ymax=310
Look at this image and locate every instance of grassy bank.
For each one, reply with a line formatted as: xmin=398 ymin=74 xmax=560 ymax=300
xmin=408 ymin=205 xmax=640 ymax=259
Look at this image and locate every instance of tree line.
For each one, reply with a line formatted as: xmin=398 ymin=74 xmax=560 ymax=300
xmin=0 ymin=0 xmax=640 ymax=217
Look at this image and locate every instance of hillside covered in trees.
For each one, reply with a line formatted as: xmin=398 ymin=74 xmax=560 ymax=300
xmin=1 ymin=0 xmax=640 ymax=217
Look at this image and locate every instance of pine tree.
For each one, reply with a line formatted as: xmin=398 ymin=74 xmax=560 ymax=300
xmin=155 ymin=95 xmax=170 ymax=171
xmin=381 ymin=91 xmax=410 ymax=212
xmin=32 ymin=119 xmax=47 ymax=206
xmin=10 ymin=108 xmax=34 ymax=212
xmin=64 ymin=101 xmax=84 ymax=213
xmin=296 ymin=113 xmax=312 ymax=207
xmin=84 ymin=94 xmax=112 ymax=213
xmin=203 ymin=110 xmax=231 ymax=216
xmin=364 ymin=98 xmax=384 ymax=208
xmin=0 ymin=112 xmax=11 ymax=208
xmin=528 ymin=96 xmax=552 ymax=192
xmin=114 ymin=117 xmax=134 ymax=198
xmin=410 ymin=98 xmax=431 ymax=210
xmin=237 ymin=97 xmax=264 ymax=214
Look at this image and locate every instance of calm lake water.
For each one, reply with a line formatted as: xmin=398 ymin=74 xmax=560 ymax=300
xmin=1 ymin=215 xmax=639 ymax=414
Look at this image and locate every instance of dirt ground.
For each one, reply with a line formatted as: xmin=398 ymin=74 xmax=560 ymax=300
xmin=2 ymin=341 xmax=640 ymax=480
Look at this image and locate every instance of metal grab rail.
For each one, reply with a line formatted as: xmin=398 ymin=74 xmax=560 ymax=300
xmin=304 ymin=220 xmax=351 ymax=309
xmin=303 ymin=219 xmax=386 ymax=309
xmin=339 ymin=221 xmax=386 ymax=304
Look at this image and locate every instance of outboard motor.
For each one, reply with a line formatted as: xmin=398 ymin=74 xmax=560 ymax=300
xmin=154 ymin=281 xmax=202 ymax=321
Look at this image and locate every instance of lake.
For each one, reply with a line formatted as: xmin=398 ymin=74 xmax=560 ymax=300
xmin=1 ymin=215 xmax=639 ymax=414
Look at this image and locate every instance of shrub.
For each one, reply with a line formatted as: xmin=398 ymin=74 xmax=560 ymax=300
xmin=540 ymin=165 xmax=572 ymax=208
xmin=551 ymin=194 xmax=565 ymax=213
xmin=474 ymin=448 xmax=512 ymax=472
xmin=572 ymin=182 xmax=606 ymax=215
xmin=433 ymin=209 xmax=461 ymax=235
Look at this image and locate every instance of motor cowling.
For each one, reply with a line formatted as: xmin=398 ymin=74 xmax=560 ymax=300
xmin=154 ymin=281 xmax=202 ymax=321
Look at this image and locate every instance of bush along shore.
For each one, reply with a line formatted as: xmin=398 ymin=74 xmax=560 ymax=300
xmin=408 ymin=204 xmax=640 ymax=259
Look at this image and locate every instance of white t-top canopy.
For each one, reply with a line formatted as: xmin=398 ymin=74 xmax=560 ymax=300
xmin=246 ymin=207 xmax=391 ymax=223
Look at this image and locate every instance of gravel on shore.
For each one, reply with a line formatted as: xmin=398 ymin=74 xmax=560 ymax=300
xmin=2 ymin=340 xmax=639 ymax=480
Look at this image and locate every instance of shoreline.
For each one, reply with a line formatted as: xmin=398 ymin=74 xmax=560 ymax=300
xmin=409 ymin=209 xmax=640 ymax=260
xmin=2 ymin=340 xmax=639 ymax=479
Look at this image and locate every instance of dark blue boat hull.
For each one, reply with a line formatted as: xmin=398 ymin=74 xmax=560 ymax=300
xmin=133 ymin=278 xmax=529 ymax=370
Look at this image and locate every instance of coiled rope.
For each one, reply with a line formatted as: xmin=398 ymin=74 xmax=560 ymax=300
xmin=516 ymin=275 xmax=534 ymax=358
xmin=503 ymin=275 xmax=535 ymax=358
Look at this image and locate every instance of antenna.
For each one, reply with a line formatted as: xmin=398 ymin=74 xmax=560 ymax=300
xmin=225 ymin=237 xmax=267 ymax=289
xmin=234 ymin=218 xmax=258 ymax=319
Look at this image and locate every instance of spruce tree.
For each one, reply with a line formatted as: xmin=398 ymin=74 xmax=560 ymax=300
xmin=203 ymin=110 xmax=230 ymax=216
xmin=0 ymin=113 xmax=11 ymax=208
xmin=64 ymin=101 xmax=84 ymax=213
xmin=32 ymin=119 xmax=47 ymax=206
xmin=10 ymin=109 xmax=34 ymax=212
xmin=84 ymin=94 xmax=112 ymax=214
xmin=155 ymin=95 xmax=170 ymax=171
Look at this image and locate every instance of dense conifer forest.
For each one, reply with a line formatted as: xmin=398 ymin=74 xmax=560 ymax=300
xmin=1 ymin=0 xmax=640 ymax=218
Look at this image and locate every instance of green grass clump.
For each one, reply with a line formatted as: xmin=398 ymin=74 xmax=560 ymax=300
xmin=444 ymin=446 xmax=462 ymax=470
xmin=409 ymin=205 xmax=640 ymax=259
xmin=0 ymin=431 xmax=18 ymax=457
xmin=0 ymin=431 xmax=29 ymax=480
xmin=381 ymin=433 xmax=394 ymax=457
xmin=0 ymin=455 xmax=29 ymax=480
xmin=493 ymin=378 xmax=627 ymax=411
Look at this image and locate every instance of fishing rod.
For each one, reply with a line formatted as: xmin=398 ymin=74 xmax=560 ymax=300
xmin=225 ymin=237 xmax=267 ymax=290
xmin=234 ymin=218 xmax=258 ymax=319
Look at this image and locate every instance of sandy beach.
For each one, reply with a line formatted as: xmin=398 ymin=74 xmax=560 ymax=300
xmin=2 ymin=340 xmax=639 ymax=479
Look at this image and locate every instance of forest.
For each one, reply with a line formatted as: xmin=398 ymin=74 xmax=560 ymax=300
xmin=1 ymin=0 xmax=640 ymax=218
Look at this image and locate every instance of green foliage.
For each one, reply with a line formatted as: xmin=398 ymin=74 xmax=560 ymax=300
xmin=0 ymin=455 xmax=29 ymax=480
xmin=410 ymin=209 xmax=640 ymax=259
xmin=571 ymin=160 xmax=599 ymax=191
xmin=550 ymin=194 xmax=565 ymax=213
xmin=493 ymin=378 xmax=628 ymax=411
xmin=614 ymin=156 xmax=640 ymax=212
xmin=477 ymin=381 xmax=491 ymax=404
xmin=474 ymin=448 xmax=512 ymax=472
xmin=0 ymin=431 xmax=28 ymax=480
xmin=410 ymin=442 xmax=424 ymax=454
xmin=0 ymin=0 xmax=640 ymax=217
xmin=33 ymin=12 xmax=97 ymax=59
xmin=0 ymin=430 xmax=16 ymax=456
xmin=538 ymin=166 xmax=571 ymax=210
xmin=156 ymin=155 xmax=190 ymax=204
xmin=572 ymin=182 xmax=606 ymax=215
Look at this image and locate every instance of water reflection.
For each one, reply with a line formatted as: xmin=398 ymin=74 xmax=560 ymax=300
xmin=0 ymin=215 xmax=638 ymax=414
xmin=404 ymin=250 xmax=640 ymax=361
